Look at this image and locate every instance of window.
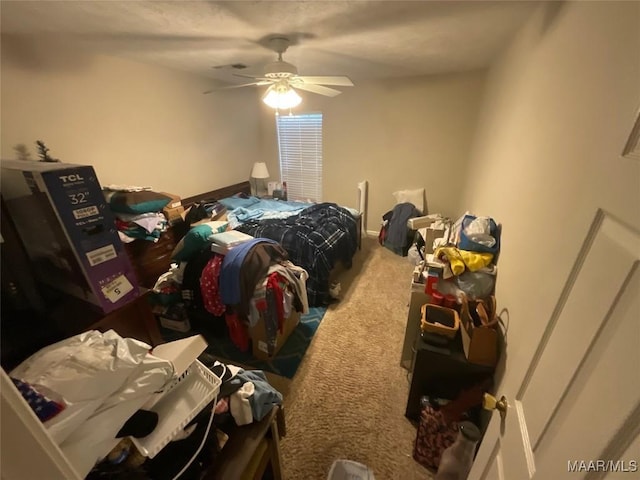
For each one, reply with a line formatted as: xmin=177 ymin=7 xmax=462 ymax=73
xmin=276 ymin=113 xmax=323 ymax=202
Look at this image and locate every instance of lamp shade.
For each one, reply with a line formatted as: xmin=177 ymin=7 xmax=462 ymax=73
xmin=262 ymin=84 xmax=302 ymax=109
xmin=251 ymin=162 xmax=270 ymax=179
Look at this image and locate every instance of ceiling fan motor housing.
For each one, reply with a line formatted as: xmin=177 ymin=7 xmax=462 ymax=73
xmin=264 ymin=60 xmax=298 ymax=79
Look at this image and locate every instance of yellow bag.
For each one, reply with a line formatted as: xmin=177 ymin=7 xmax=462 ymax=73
xmin=434 ymin=247 xmax=493 ymax=275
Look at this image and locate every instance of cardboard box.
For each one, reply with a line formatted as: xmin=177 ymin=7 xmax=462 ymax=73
xmin=0 ymin=160 xmax=139 ymax=313
xmin=163 ymin=205 xmax=185 ymax=224
xmin=459 ymin=300 xmax=499 ymax=367
xmin=160 ymin=192 xmax=184 ymax=224
xmin=418 ymin=227 xmax=446 ymax=254
xmin=250 ymin=309 xmax=300 ymax=360
xmin=160 ymin=192 xmax=182 ymax=210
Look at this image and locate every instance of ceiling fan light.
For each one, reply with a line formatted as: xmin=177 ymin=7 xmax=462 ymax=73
xmin=262 ymin=85 xmax=301 ymax=109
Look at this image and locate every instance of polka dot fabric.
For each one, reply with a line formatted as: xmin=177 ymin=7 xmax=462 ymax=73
xmin=200 ymin=254 xmax=226 ymax=316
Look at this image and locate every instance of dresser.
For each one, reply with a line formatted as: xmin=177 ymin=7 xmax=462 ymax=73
xmin=123 ymin=223 xmax=187 ymax=289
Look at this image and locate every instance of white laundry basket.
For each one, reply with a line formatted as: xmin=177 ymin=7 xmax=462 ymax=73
xmin=328 ymin=459 xmax=376 ymax=480
xmin=131 ymin=360 xmax=221 ymax=458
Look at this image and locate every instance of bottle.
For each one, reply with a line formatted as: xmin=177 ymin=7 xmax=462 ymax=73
xmin=435 ymin=421 xmax=481 ymax=480
xmin=282 ymin=181 xmax=288 ymax=201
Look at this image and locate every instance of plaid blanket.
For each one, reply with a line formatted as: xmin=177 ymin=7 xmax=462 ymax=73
xmin=236 ymin=203 xmax=358 ymax=306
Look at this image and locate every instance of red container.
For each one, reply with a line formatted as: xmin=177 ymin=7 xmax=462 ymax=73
xmin=431 ymin=291 xmax=444 ymax=305
xmin=443 ymin=294 xmax=457 ymax=308
xmin=425 ymin=274 xmax=439 ymax=295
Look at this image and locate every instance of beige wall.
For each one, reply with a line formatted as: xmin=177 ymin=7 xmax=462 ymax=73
xmin=1 ymin=34 xmax=485 ymax=227
xmin=0 ymin=34 xmax=262 ymax=198
xmin=460 ymin=2 xmax=640 ymax=381
xmin=259 ymin=72 xmax=486 ymax=232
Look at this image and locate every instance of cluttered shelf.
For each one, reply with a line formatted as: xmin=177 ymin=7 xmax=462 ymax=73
xmin=3 ymin=328 xmax=287 ymax=480
xmin=391 ymin=210 xmax=504 ymax=476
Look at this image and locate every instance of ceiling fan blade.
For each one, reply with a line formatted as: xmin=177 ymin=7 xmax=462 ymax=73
xmin=232 ymin=73 xmax=272 ymax=81
xmin=296 ymin=76 xmax=354 ymax=86
xmin=203 ymin=81 xmax=271 ymax=94
xmin=294 ymin=83 xmax=343 ymax=97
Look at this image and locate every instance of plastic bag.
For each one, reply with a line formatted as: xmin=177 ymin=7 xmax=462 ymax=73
xmin=10 ymin=330 xmax=174 ymax=478
xmin=435 ymin=279 xmax=463 ymax=299
xmin=463 ymin=217 xmax=495 ymax=248
xmin=407 ymin=244 xmax=423 ymax=265
xmin=455 ymin=271 xmax=495 ymax=299
xmin=328 ymin=459 xmax=376 ymax=480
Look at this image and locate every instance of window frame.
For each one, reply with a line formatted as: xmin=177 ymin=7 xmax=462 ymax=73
xmin=276 ymin=112 xmax=323 ymax=202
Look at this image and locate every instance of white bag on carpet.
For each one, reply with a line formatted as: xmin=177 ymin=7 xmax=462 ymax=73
xmin=328 ymin=459 xmax=376 ymax=480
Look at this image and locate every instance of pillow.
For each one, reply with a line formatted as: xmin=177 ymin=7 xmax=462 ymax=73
xmin=184 ymin=200 xmax=227 ymax=227
xmin=171 ymin=224 xmax=215 ymax=262
xmin=171 ymin=222 xmax=229 ymax=262
xmin=107 ymin=190 xmax=172 ymax=214
xmin=204 ymin=220 xmax=230 ymax=235
xmin=393 ymin=188 xmax=425 ymax=214
xmin=218 ymin=195 xmax=260 ymax=211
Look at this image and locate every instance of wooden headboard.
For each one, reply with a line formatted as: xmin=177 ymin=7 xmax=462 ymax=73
xmin=181 ymin=181 xmax=251 ymax=209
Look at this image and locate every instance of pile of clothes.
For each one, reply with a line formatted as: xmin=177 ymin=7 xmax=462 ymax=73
xmin=113 ymin=212 xmax=168 ymax=243
xmin=153 ymin=237 xmax=309 ymax=354
xmin=103 ymin=185 xmax=172 ymax=243
xmin=379 ymin=202 xmax=422 ymax=256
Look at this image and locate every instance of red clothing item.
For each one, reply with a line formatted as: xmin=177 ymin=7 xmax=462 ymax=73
xmin=225 ymin=311 xmax=249 ymax=352
xmin=200 ymin=254 xmax=226 ymax=316
xmin=266 ymin=272 xmax=286 ymax=332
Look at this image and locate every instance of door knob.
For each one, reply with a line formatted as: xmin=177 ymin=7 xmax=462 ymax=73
xmin=483 ymin=393 xmax=508 ymax=420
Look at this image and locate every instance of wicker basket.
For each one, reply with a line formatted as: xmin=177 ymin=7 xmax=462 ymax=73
xmin=420 ymin=304 xmax=460 ymax=338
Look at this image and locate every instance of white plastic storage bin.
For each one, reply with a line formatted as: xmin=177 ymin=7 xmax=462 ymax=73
xmin=131 ymin=360 xmax=221 ymax=458
xmin=328 ymin=459 xmax=376 ymax=480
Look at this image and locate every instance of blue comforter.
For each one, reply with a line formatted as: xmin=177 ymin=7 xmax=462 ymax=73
xmin=219 ymin=196 xmax=310 ymax=228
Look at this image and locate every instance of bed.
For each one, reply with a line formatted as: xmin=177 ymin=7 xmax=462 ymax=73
xmin=182 ymin=181 xmax=360 ymax=307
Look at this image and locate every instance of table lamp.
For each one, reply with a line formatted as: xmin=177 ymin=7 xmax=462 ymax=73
xmin=251 ymin=162 xmax=270 ymax=197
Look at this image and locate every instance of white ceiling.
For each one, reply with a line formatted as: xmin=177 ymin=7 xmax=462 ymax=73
xmin=1 ymin=1 xmax=538 ymax=85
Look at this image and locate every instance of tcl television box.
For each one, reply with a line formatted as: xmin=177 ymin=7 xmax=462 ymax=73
xmin=1 ymin=160 xmax=139 ymax=313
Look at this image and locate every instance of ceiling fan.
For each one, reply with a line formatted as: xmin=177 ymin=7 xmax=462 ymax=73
xmin=203 ymin=35 xmax=354 ymax=108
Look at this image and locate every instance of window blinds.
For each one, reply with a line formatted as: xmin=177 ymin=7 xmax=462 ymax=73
xmin=276 ymin=113 xmax=323 ymax=202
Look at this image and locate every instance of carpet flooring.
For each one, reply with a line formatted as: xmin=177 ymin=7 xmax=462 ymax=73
xmin=275 ymin=237 xmax=434 ymax=480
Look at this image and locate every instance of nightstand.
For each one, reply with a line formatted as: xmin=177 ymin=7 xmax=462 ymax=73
xmin=205 ymin=406 xmax=285 ymax=479
xmin=405 ymin=334 xmax=494 ymax=421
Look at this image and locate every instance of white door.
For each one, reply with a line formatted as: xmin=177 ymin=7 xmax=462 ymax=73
xmin=469 ymin=210 xmax=640 ymax=480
